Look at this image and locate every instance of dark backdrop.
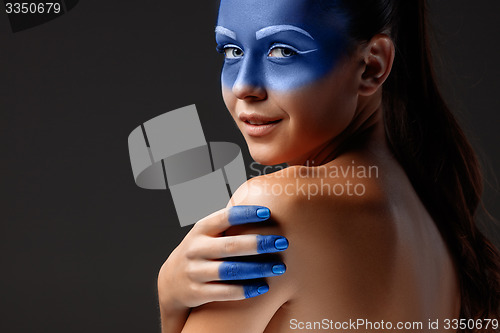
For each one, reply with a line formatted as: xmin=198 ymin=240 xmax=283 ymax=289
xmin=1 ymin=1 xmax=499 ymax=332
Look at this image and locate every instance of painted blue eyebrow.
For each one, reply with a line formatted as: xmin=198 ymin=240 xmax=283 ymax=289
xmin=256 ymin=25 xmax=314 ymax=40
xmin=215 ymin=26 xmax=237 ymax=40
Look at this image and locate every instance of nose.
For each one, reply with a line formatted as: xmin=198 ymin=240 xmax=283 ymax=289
xmin=232 ymin=56 xmax=267 ymax=101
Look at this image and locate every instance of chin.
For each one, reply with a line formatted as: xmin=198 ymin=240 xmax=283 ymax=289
xmin=248 ymin=144 xmax=289 ymax=166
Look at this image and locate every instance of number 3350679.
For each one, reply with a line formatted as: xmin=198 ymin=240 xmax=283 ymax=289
xmin=443 ymin=318 xmax=499 ymax=330
xmin=5 ymin=2 xmax=61 ymax=14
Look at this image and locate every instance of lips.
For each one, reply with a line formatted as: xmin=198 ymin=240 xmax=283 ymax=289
xmin=238 ymin=113 xmax=283 ymax=137
xmin=246 ymin=119 xmax=281 ymax=125
xmin=239 ymin=113 xmax=282 ymax=125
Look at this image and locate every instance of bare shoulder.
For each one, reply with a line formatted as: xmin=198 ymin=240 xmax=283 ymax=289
xmin=229 ymin=159 xmax=391 ymax=232
xmin=229 ymin=161 xmax=399 ymax=305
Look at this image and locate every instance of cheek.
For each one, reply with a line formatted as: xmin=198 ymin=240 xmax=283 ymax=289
xmin=221 ymin=62 xmax=240 ymax=90
xmin=265 ymin=57 xmax=337 ymax=92
xmin=222 ymin=87 xmax=236 ymax=117
xmin=220 ymin=52 xmax=345 ymax=93
xmin=278 ymin=74 xmax=357 ymax=141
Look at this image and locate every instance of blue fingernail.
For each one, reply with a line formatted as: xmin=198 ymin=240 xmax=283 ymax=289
xmin=274 ymin=237 xmax=289 ymax=250
xmin=256 ymin=208 xmax=270 ymax=219
xmin=257 ymin=235 xmax=288 ymax=253
xmin=228 ymin=206 xmax=271 ymax=225
xmin=272 ymin=264 xmax=286 ymax=275
xmin=244 ymin=283 xmax=269 ymax=298
xmin=257 ymin=285 xmax=269 ymax=294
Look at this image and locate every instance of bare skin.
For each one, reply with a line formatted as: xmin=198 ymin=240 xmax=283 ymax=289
xmin=159 ymin=34 xmax=461 ymax=332
xmin=180 ymin=105 xmax=460 ymax=333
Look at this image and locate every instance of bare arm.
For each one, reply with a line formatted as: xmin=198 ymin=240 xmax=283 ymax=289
xmin=157 ymin=205 xmax=289 ymax=333
xmin=180 ymin=177 xmax=298 ymax=332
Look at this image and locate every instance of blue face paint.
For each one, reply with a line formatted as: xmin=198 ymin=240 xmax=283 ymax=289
xmin=216 ymin=0 xmax=349 ymax=92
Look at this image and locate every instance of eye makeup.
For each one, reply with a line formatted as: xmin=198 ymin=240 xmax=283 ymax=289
xmin=268 ymin=44 xmax=318 ymax=56
xmin=216 ymin=0 xmax=349 ymax=92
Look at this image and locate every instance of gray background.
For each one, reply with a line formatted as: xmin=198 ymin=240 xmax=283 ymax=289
xmin=1 ymin=1 xmax=499 ymax=332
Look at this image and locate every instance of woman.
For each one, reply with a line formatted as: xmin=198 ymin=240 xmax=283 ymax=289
xmin=158 ymin=0 xmax=500 ymax=332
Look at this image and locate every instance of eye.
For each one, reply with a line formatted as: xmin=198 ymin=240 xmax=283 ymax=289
xmin=224 ymin=46 xmax=244 ymax=59
xmin=268 ymin=47 xmax=297 ymax=58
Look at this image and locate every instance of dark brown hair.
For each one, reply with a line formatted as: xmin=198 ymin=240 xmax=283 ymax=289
xmin=322 ymin=0 xmax=500 ymax=330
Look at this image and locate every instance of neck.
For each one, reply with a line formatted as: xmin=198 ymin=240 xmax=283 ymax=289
xmin=287 ymin=91 xmax=388 ymax=166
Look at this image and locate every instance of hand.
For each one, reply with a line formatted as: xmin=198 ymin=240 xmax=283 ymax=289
xmin=157 ymin=205 xmax=288 ymax=312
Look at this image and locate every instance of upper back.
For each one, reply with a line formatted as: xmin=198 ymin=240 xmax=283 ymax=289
xmin=182 ymin=153 xmax=460 ymax=332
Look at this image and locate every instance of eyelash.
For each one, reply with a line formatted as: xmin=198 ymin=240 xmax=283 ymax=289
xmin=216 ymin=44 xmax=244 ymax=60
xmin=216 ymin=43 xmax=305 ymax=59
xmin=216 ymin=43 xmax=240 ymax=54
xmin=268 ymin=44 xmax=299 ymax=56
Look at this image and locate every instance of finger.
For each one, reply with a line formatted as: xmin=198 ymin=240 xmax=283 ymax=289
xmin=256 ymin=235 xmax=289 ymax=254
xmin=193 ymin=208 xmax=228 ymax=236
xmin=218 ymin=261 xmax=287 ymax=281
xmin=188 ymin=260 xmax=286 ymax=282
xmin=228 ymin=205 xmax=271 ymax=225
xmin=195 ymin=205 xmax=271 ymax=236
xmin=202 ymin=280 xmax=269 ymax=302
xmin=243 ymin=280 xmax=270 ymax=299
xmin=200 ymin=235 xmax=289 ymax=259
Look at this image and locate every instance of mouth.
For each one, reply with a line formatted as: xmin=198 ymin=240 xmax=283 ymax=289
xmin=244 ymin=119 xmax=282 ymax=125
xmin=239 ymin=113 xmax=283 ymax=125
xmin=238 ymin=113 xmax=283 ymax=137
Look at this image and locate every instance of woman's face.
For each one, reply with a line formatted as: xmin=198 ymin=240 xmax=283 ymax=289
xmin=216 ymin=0 xmax=362 ymax=165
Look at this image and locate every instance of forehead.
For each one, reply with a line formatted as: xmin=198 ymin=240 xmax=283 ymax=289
xmin=217 ymin=0 xmax=323 ymax=31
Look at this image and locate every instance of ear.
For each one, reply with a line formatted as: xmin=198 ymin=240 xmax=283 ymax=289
xmin=358 ymin=34 xmax=395 ymax=96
